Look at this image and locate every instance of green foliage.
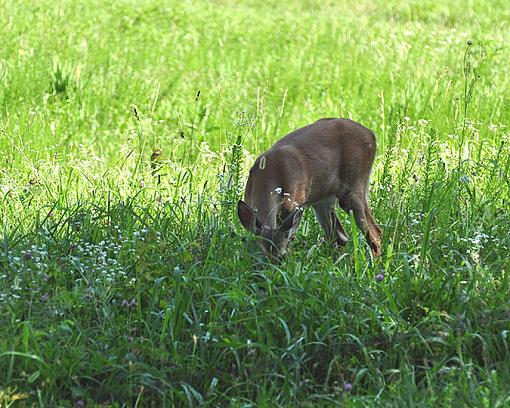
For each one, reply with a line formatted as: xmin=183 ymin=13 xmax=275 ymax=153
xmin=48 ymin=58 xmax=74 ymax=98
xmin=1 ymin=0 xmax=509 ymax=406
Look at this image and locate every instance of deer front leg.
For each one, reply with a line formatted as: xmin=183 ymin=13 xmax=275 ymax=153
xmin=312 ymin=196 xmax=349 ymax=246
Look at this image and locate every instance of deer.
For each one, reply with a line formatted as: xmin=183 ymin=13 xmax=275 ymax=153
xmin=237 ymin=118 xmax=382 ymax=260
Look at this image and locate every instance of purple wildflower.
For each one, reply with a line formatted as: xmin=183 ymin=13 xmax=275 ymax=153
xmin=122 ymin=298 xmax=137 ymax=308
xmin=40 ymin=294 xmax=49 ymax=302
xmin=375 ymin=273 xmax=385 ymax=282
xmin=343 ymin=382 xmax=353 ymax=392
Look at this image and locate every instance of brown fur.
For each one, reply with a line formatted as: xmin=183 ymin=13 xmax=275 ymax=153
xmin=239 ymin=118 xmax=382 ymax=258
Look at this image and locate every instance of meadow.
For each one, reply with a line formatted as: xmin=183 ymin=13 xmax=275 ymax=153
xmin=1 ymin=0 xmax=510 ymax=406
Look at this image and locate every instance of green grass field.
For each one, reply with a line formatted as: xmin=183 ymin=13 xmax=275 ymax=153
xmin=1 ymin=0 xmax=510 ymax=406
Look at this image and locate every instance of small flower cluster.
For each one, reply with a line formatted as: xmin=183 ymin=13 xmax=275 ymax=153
xmin=0 ymin=244 xmax=50 ymax=304
xmin=0 ymin=225 xmax=162 ymax=306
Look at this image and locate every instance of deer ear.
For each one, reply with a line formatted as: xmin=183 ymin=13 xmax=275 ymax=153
xmin=278 ymin=207 xmax=303 ymax=236
xmin=237 ymin=200 xmax=261 ymax=233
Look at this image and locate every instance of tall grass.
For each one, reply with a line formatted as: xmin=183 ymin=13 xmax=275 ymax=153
xmin=1 ymin=0 xmax=509 ymax=405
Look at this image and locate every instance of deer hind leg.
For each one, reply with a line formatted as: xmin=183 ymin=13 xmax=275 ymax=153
xmin=339 ymin=192 xmax=381 ymax=257
xmin=364 ymin=198 xmax=382 ymax=254
xmin=312 ymin=196 xmax=349 ymax=246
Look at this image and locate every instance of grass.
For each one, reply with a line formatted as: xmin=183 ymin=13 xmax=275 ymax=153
xmin=1 ymin=0 xmax=510 ymax=406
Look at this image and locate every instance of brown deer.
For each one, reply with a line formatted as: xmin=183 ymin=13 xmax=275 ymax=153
xmin=237 ymin=118 xmax=382 ymax=259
